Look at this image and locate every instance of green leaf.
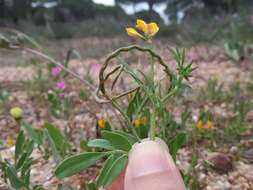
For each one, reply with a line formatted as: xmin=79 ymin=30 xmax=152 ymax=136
xmin=33 ymin=185 xmax=46 ymax=190
xmin=80 ymin=139 xmax=89 ymax=152
xmin=21 ymin=158 xmax=32 ymax=181
xmin=44 ymin=122 xmax=65 ymax=153
xmin=22 ymin=122 xmax=42 ymax=145
xmin=55 ymin=152 xmax=104 ymax=179
xmin=87 ymin=139 xmax=114 ymax=150
xmin=103 ymin=154 xmax=128 ymax=187
xmin=44 ymin=129 xmax=61 ymax=163
xmin=25 ymin=140 xmax=34 ymax=157
xmin=23 ymin=169 xmax=31 ymax=188
xmin=101 ymin=131 xmax=132 ymax=152
xmin=15 ymin=152 xmax=27 ymax=170
xmin=86 ymin=181 xmax=97 ymax=190
xmin=169 ymin=133 xmax=186 ymax=161
xmin=6 ymin=165 xmax=24 ymax=189
xmin=104 ymin=122 xmax=112 ymax=131
xmin=127 ymin=90 xmax=140 ymax=118
xmin=15 ymin=131 xmax=25 ymax=162
xmin=96 ymin=154 xmax=117 ymax=187
xmin=115 ymin=131 xmax=138 ymax=145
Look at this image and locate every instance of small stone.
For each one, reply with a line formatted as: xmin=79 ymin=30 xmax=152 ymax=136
xmin=207 ymin=152 xmax=233 ymax=173
xmin=223 ymin=181 xmax=231 ymax=190
xmin=230 ymin=146 xmax=238 ymax=154
xmin=199 ymin=173 xmax=206 ymax=181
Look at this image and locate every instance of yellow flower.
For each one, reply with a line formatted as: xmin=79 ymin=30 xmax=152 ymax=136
xmin=133 ymin=118 xmax=141 ymax=128
xmin=133 ymin=116 xmax=147 ymax=128
xmin=128 ymin=92 xmax=134 ymax=99
xmin=136 ymin=19 xmax=148 ymax=33
xmin=126 ymin=19 xmax=159 ymax=40
xmin=147 ymin=22 xmax=159 ymax=36
xmin=97 ymin=118 xmax=106 ymax=129
xmin=6 ymin=136 xmax=15 ymax=146
xmin=205 ymin=120 xmax=214 ymax=129
xmin=10 ymin=107 xmax=23 ymax=120
xmin=126 ymin=28 xmax=143 ymax=39
xmin=140 ymin=116 xmax=147 ymax=125
xmin=196 ymin=120 xmax=203 ymax=129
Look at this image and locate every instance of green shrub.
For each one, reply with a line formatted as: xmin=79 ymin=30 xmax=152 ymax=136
xmin=50 ymin=22 xmax=74 ymax=39
xmin=53 ymin=0 xmax=96 ymax=22
xmin=94 ymin=4 xmax=128 ymax=21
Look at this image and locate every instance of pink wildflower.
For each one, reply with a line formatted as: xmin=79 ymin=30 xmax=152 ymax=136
xmin=55 ymin=80 xmax=65 ymax=90
xmin=51 ymin=67 xmax=61 ymax=77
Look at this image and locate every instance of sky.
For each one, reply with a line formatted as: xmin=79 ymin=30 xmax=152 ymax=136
xmin=93 ymin=0 xmax=114 ymax=6
xmin=92 ymin=0 xmax=169 ymax=23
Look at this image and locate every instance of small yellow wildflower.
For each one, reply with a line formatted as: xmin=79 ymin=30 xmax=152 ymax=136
xmin=205 ymin=120 xmax=214 ymax=129
xmin=126 ymin=19 xmax=159 ymax=40
xmin=133 ymin=118 xmax=141 ymax=128
xmin=10 ymin=107 xmax=23 ymax=120
xmin=6 ymin=136 xmax=15 ymax=146
xmin=147 ymin=22 xmax=159 ymax=36
xmin=97 ymin=118 xmax=106 ymax=129
xmin=126 ymin=28 xmax=143 ymax=39
xmin=196 ymin=120 xmax=203 ymax=129
xmin=133 ymin=116 xmax=147 ymax=128
xmin=140 ymin=116 xmax=147 ymax=125
xmin=128 ymin=92 xmax=134 ymax=99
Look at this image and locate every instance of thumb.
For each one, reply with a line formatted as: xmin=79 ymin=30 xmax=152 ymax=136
xmin=124 ymin=138 xmax=185 ymax=190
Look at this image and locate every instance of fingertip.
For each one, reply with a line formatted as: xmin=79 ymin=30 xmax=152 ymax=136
xmin=124 ymin=139 xmax=186 ymax=190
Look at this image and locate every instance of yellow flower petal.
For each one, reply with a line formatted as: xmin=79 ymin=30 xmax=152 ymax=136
xmin=7 ymin=136 xmax=15 ymax=146
xmin=140 ymin=116 xmax=147 ymax=125
xmin=133 ymin=116 xmax=147 ymax=127
xmin=136 ymin=19 xmax=148 ymax=33
xmin=126 ymin=28 xmax=143 ymax=38
xmin=133 ymin=118 xmax=141 ymax=128
xmin=147 ymin=22 xmax=159 ymax=36
xmin=196 ymin=120 xmax=203 ymax=129
xmin=98 ymin=118 xmax=106 ymax=129
xmin=206 ymin=120 xmax=213 ymax=129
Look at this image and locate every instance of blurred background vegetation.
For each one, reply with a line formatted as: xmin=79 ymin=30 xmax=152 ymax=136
xmin=0 ymin=0 xmax=253 ymax=45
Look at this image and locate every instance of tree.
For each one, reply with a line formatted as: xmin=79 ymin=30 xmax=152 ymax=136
xmin=166 ymin=0 xmax=253 ymax=23
xmin=12 ymin=0 xmax=32 ymax=23
xmin=166 ymin=0 xmax=194 ymax=24
xmin=0 ymin=0 xmax=5 ymax=19
xmin=115 ymin=0 xmax=167 ymax=21
xmin=57 ymin=0 xmax=95 ymax=21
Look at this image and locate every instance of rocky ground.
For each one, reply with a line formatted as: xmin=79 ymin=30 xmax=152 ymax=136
xmin=0 ymin=38 xmax=253 ymax=189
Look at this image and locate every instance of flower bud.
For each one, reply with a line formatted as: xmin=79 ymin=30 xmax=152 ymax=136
xmin=10 ymin=107 xmax=23 ymax=120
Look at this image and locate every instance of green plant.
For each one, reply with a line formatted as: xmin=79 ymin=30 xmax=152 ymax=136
xmin=0 ymin=89 xmax=10 ymax=114
xmin=54 ymin=19 xmax=193 ymax=189
xmin=0 ymin=20 xmax=194 ymax=189
xmin=224 ymin=99 xmax=252 ymax=142
xmin=0 ymin=131 xmax=45 ymax=189
xmin=199 ymin=79 xmax=228 ymax=103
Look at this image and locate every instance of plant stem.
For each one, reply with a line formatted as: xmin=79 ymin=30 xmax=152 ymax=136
xmin=99 ymin=45 xmax=173 ymax=98
xmin=150 ymin=109 xmax=156 ymax=140
xmin=111 ymin=101 xmax=140 ymax=141
xmin=161 ymin=86 xmax=178 ymax=103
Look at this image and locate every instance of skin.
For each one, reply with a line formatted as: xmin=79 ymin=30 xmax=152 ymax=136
xmin=105 ymin=138 xmax=186 ymax=190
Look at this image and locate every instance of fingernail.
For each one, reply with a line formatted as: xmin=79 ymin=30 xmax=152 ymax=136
xmin=129 ymin=141 xmax=168 ymax=178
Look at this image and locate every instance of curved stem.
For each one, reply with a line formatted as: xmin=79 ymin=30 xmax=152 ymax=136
xmin=99 ymin=45 xmax=173 ymax=98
